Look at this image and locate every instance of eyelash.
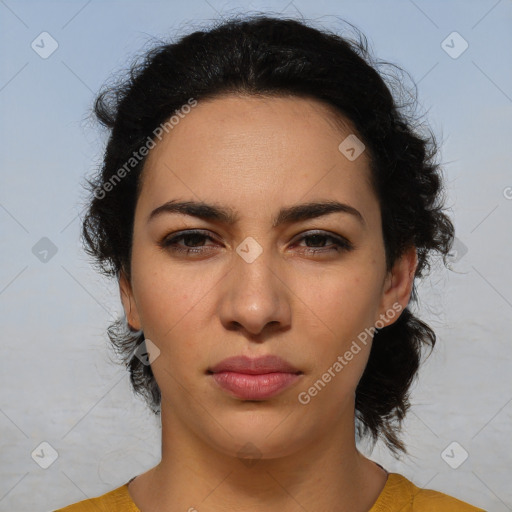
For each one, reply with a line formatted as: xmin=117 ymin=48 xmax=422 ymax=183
xmin=159 ymin=229 xmax=354 ymax=256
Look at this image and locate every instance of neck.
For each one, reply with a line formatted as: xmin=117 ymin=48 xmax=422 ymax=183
xmin=128 ymin=401 xmax=388 ymax=512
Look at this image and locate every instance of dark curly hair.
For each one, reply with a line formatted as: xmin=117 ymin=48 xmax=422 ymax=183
xmin=81 ymin=14 xmax=455 ymax=458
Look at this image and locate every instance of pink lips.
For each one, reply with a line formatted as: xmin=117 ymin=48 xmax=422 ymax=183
xmin=208 ymin=355 xmax=302 ymax=400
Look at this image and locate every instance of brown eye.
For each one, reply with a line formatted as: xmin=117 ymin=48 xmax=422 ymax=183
xmin=160 ymin=230 xmax=219 ymax=255
xmin=294 ymin=231 xmax=353 ymax=254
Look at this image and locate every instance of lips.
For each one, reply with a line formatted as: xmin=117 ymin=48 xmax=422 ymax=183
xmin=208 ymin=355 xmax=302 ymax=400
xmin=209 ymin=354 xmax=300 ymax=374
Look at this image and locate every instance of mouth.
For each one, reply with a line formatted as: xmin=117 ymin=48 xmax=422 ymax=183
xmin=207 ymin=355 xmax=303 ymax=400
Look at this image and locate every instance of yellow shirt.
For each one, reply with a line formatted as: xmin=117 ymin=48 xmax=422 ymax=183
xmin=54 ymin=473 xmax=486 ymax=511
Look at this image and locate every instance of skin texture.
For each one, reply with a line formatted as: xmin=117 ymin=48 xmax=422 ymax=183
xmin=119 ymin=94 xmax=417 ymax=512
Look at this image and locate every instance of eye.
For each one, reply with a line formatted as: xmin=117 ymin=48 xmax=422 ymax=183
xmin=292 ymin=230 xmax=354 ymax=255
xmin=159 ymin=229 xmax=354 ymax=257
xmin=159 ymin=230 xmax=219 ymax=256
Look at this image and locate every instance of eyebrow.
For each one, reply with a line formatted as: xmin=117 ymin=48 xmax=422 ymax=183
xmin=147 ymin=199 xmax=365 ymax=228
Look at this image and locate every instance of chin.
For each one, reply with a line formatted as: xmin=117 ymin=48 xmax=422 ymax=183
xmin=198 ymin=407 xmax=314 ymax=461
xmin=214 ymin=431 xmax=308 ymax=462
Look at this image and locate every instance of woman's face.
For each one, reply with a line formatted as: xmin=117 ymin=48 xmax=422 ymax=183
xmin=120 ymin=94 xmax=415 ymax=460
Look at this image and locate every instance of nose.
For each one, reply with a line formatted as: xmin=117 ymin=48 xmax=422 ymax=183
xmin=217 ymin=244 xmax=292 ymax=339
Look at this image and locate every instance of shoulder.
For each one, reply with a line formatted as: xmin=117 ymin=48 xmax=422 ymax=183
xmin=371 ymin=473 xmax=487 ymax=512
xmin=53 ymin=483 xmax=139 ymax=512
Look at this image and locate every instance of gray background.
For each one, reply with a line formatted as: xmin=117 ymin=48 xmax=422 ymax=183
xmin=1 ymin=0 xmax=511 ymax=510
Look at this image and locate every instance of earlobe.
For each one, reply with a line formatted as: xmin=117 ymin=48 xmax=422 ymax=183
xmin=119 ymin=270 xmax=142 ymax=331
xmin=377 ymin=246 xmax=417 ymax=328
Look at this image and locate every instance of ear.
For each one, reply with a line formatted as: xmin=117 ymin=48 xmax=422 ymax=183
xmin=119 ymin=270 xmax=142 ymax=331
xmin=376 ymin=245 xmax=417 ymax=328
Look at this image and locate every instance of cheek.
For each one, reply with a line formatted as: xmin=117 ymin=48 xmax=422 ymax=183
xmin=130 ymin=258 xmax=217 ymax=371
xmin=135 ymin=282 xmax=204 ymax=349
xmin=299 ymin=263 xmax=382 ymax=329
xmin=297 ymin=272 xmax=381 ymax=397
xmin=291 ymin=262 xmax=384 ymax=379
xmin=130 ymin=240 xmax=204 ymax=327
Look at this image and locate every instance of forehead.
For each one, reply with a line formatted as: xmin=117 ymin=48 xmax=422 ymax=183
xmin=137 ymin=94 xmax=375 ymax=221
xmin=146 ymin=93 xmax=359 ymax=160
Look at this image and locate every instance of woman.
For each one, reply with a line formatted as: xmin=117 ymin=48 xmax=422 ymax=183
xmin=56 ymin=14 xmax=485 ymax=511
